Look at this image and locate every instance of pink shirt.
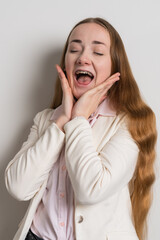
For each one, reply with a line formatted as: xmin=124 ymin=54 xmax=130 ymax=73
xmin=31 ymin=99 xmax=116 ymax=240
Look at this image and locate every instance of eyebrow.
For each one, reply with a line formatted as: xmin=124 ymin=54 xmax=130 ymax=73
xmin=69 ymin=39 xmax=106 ymax=46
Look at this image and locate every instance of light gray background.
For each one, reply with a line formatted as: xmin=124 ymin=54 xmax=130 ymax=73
xmin=0 ymin=0 xmax=159 ymax=239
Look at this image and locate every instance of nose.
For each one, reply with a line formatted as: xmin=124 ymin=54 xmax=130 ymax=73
xmin=76 ymin=50 xmax=91 ymax=65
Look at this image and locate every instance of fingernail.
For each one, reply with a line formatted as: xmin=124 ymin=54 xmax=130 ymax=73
xmin=55 ymin=64 xmax=59 ymax=70
xmin=55 ymin=65 xmax=61 ymax=75
xmin=56 ymin=64 xmax=61 ymax=71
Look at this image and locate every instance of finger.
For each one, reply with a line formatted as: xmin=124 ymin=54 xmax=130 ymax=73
xmin=103 ymin=72 xmax=120 ymax=85
xmin=101 ymin=77 xmax=119 ymax=93
xmin=55 ymin=64 xmax=70 ymax=92
xmin=100 ymin=95 xmax=107 ymax=103
xmin=100 ymin=78 xmax=120 ymax=101
xmin=107 ymin=72 xmax=120 ymax=80
xmin=94 ymin=73 xmax=120 ymax=93
xmin=55 ymin=64 xmax=65 ymax=77
xmin=56 ymin=65 xmax=75 ymax=106
xmin=104 ymin=75 xmax=120 ymax=88
xmin=100 ymin=83 xmax=114 ymax=96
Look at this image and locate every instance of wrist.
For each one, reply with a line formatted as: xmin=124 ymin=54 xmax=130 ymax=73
xmin=71 ymin=114 xmax=86 ymax=120
xmin=54 ymin=115 xmax=70 ymax=132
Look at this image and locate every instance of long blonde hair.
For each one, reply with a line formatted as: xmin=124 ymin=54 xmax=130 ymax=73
xmin=50 ymin=18 xmax=157 ymax=240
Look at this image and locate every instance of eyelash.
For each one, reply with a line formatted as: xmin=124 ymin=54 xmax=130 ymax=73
xmin=94 ymin=52 xmax=104 ymax=56
xmin=70 ymin=50 xmax=104 ymax=56
xmin=70 ymin=50 xmax=78 ymax=53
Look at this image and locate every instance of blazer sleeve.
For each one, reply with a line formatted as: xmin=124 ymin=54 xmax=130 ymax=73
xmin=5 ymin=109 xmax=65 ymax=201
xmin=64 ymin=116 xmax=139 ymax=204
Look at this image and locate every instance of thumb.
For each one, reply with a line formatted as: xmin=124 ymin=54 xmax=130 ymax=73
xmin=100 ymin=95 xmax=107 ymax=103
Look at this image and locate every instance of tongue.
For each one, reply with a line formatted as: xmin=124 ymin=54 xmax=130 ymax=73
xmin=77 ymin=76 xmax=92 ymax=85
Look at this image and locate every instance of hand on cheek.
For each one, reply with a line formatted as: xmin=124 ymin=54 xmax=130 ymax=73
xmin=54 ymin=65 xmax=120 ymax=130
xmin=54 ymin=65 xmax=75 ymax=131
xmin=71 ymin=72 xmax=120 ymax=120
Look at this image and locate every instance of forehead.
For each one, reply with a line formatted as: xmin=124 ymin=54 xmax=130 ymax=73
xmin=69 ymin=23 xmax=110 ymax=46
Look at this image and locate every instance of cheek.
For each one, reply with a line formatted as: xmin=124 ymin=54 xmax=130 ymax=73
xmin=97 ymin=60 xmax=112 ymax=83
xmin=64 ymin=54 xmax=70 ymax=71
xmin=65 ymin=55 xmax=71 ymax=76
xmin=64 ymin=56 xmax=73 ymax=88
xmin=65 ymin=52 xmax=75 ymax=69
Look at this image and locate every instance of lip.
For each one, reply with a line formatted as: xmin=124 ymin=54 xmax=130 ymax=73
xmin=74 ymin=68 xmax=95 ymax=77
xmin=73 ymin=68 xmax=95 ymax=87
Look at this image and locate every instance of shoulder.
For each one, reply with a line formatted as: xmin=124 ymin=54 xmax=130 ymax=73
xmin=113 ymin=113 xmax=138 ymax=150
xmin=115 ymin=112 xmax=129 ymax=130
xmin=102 ymin=112 xmax=136 ymax=145
xmin=32 ymin=108 xmax=55 ymax=134
xmin=34 ymin=108 xmax=54 ymax=122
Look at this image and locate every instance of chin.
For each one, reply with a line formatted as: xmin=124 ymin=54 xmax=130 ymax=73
xmin=73 ymin=91 xmax=81 ymax=100
xmin=73 ymin=94 xmax=80 ymax=101
xmin=73 ymin=89 xmax=89 ymax=100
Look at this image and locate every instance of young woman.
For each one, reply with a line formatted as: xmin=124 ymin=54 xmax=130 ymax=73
xmin=5 ymin=17 xmax=157 ymax=240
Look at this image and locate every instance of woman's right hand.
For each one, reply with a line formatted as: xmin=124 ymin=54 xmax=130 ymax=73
xmin=54 ymin=64 xmax=74 ymax=132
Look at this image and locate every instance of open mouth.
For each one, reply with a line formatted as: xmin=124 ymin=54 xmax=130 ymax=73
xmin=75 ymin=70 xmax=94 ymax=85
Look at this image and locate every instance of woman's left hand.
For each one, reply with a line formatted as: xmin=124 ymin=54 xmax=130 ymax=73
xmin=71 ymin=72 xmax=120 ymax=120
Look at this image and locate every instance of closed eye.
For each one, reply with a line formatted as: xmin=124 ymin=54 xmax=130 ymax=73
xmin=94 ymin=52 xmax=104 ymax=56
xmin=70 ymin=50 xmax=79 ymax=53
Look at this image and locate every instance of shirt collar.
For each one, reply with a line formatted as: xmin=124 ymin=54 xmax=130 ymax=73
xmin=89 ymin=98 xmax=116 ymax=119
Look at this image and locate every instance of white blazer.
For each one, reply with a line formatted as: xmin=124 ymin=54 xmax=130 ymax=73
xmin=5 ymin=108 xmax=139 ymax=240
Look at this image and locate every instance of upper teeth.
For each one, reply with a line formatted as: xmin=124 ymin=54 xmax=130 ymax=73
xmin=75 ymin=70 xmax=93 ymax=77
